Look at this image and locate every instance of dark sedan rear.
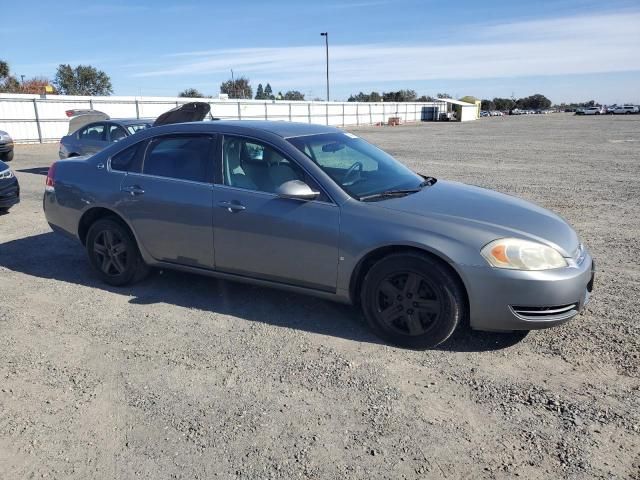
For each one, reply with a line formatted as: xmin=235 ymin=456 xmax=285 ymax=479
xmin=0 ymin=160 xmax=19 ymax=211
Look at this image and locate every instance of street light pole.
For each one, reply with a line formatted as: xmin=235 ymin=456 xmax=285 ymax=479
xmin=320 ymin=32 xmax=329 ymax=102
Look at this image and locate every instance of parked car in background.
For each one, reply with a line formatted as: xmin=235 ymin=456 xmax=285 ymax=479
xmin=480 ymin=111 xmax=490 ymax=117
xmin=612 ymin=105 xmax=639 ymax=114
xmin=582 ymin=106 xmax=604 ymax=115
xmin=43 ymin=120 xmax=594 ymax=349
xmin=0 ymin=130 xmax=14 ymax=162
xmin=0 ymin=160 xmax=19 ymax=212
xmin=59 ymin=102 xmax=212 ymax=159
xmin=59 ymin=114 xmax=152 ymax=159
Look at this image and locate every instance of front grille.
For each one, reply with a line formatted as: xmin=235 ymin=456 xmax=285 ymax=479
xmin=510 ymin=303 xmax=578 ymax=321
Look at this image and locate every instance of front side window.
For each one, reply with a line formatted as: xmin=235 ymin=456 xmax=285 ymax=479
xmin=142 ymin=135 xmax=212 ymax=183
xmin=221 ymin=136 xmax=324 ymax=197
xmin=288 ymin=132 xmax=424 ymax=199
xmin=79 ymin=123 xmax=106 ymax=141
xmin=127 ymin=124 xmax=151 ymax=135
xmin=108 ymin=124 xmax=128 ymax=142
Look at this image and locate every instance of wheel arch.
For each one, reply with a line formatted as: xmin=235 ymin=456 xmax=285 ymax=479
xmin=78 ymin=206 xmax=134 ymax=246
xmin=349 ymin=244 xmax=470 ymax=315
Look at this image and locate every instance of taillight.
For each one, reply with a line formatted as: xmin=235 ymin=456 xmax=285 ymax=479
xmin=45 ymin=162 xmax=57 ymax=192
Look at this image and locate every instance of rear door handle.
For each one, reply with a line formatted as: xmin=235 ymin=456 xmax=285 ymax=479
xmin=121 ymin=185 xmax=145 ymax=196
xmin=217 ymin=200 xmax=246 ymax=213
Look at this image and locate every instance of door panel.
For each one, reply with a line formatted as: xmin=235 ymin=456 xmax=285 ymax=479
xmin=117 ymin=134 xmax=216 ymax=268
xmin=213 ymin=186 xmax=340 ymax=291
xmin=119 ymin=175 xmax=214 ymax=268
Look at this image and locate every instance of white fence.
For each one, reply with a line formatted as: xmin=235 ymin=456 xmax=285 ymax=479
xmin=0 ymin=93 xmax=452 ymax=143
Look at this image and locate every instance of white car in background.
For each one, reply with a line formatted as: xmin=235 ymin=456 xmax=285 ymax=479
xmin=612 ymin=105 xmax=639 ymax=114
xmin=583 ymin=106 xmax=604 ymax=115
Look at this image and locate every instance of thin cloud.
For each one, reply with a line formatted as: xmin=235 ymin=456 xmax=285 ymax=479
xmin=132 ymin=11 xmax=640 ymax=89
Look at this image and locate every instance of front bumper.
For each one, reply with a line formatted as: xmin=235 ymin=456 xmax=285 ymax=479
xmin=0 ymin=141 xmax=14 ymax=154
xmin=0 ymin=178 xmax=20 ymax=208
xmin=463 ymin=253 xmax=595 ymax=331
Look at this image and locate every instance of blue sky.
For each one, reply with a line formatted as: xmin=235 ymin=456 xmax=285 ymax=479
xmin=2 ymin=0 xmax=639 ymax=103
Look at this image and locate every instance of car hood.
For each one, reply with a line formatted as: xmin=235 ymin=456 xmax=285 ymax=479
xmin=153 ymin=102 xmax=211 ymax=127
xmin=376 ymin=180 xmax=579 ymax=256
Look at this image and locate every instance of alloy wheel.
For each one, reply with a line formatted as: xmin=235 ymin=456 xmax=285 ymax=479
xmin=93 ymin=229 xmax=130 ymax=276
xmin=374 ymin=271 xmax=442 ymax=336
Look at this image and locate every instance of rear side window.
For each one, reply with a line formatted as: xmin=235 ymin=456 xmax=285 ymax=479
xmin=110 ymin=142 xmax=144 ymax=172
xmin=143 ymin=135 xmax=213 ymax=183
xmin=79 ymin=123 xmax=106 ymax=141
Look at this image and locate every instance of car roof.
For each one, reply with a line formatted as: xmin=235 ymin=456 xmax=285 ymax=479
xmin=111 ymin=118 xmax=153 ymax=126
xmin=203 ymin=120 xmax=341 ymax=138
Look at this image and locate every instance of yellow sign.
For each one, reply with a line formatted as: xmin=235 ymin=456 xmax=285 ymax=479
xmin=45 ymin=85 xmax=54 ymax=93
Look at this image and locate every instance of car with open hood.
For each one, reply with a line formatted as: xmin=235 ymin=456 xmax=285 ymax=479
xmin=58 ymin=102 xmax=211 ymax=159
xmin=43 ymin=120 xmax=594 ymax=349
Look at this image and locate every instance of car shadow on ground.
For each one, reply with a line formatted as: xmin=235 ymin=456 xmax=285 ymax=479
xmin=0 ymin=232 xmax=528 ymax=352
xmin=16 ymin=167 xmax=50 ymax=176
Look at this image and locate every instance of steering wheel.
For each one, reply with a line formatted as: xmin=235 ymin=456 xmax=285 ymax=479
xmin=342 ymin=161 xmax=363 ymax=186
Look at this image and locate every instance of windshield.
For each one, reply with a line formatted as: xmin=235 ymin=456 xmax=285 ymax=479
xmin=126 ymin=124 xmax=151 ymax=135
xmin=288 ymin=132 xmax=424 ymax=199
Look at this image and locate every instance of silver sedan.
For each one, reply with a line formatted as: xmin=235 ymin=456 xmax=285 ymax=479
xmin=43 ymin=120 xmax=594 ymax=348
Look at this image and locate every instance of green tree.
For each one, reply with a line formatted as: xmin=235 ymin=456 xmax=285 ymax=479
xmin=493 ymin=97 xmax=515 ymax=111
xmin=416 ymin=95 xmax=435 ymax=102
xmin=53 ymin=64 xmax=113 ymax=96
xmin=178 ymin=88 xmax=204 ymax=98
xmin=220 ymin=76 xmax=252 ymax=99
xmin=481 ymin=99 xmax=495 ymax=111
xmin=459 ymin=95 xmax=478 ymax=104
xmin=284 ymin=90 xmax=305 ymax=100
xmin=0 ymin=60 xmax=9 ymax=79
xmin=369 ymin=91 xmax=381 ymax=102
xmin=255 ymin=83 xmax=264 ymax=100
xmin=276 ymin=91 xmax=284 ymax=100
xmin=0 ymin=59 xmax=21 ymax=93
xmin=516 ymin=94 xmax=552 ymax=110
xmin=264 ymin=83 xmax=274 ymax=100
xmin=437 ymin=93 xmax=452 ymax=99
xmin=382 ymin=89 xmax=417 ymax=102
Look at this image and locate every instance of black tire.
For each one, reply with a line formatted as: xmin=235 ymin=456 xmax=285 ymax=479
xmin=86 ymin=217 xmax=149 ymax=286
xmin=361 ymin=252 xmax=466 ymax=349
xmin=1 ymin=150 xmax=13 ymax=162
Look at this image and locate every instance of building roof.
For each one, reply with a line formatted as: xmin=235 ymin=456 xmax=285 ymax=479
xmin=436 ymin=98 xmax=476 ymax=106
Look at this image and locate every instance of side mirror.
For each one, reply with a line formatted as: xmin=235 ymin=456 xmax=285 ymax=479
xmin=276 ymin=180 xmax=320 ymax=201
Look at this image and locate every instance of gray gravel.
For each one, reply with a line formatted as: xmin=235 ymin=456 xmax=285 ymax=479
xmin=1 ymin=113 xmax=639 ymax=479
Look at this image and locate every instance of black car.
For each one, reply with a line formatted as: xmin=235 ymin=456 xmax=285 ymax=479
xmin=0 ymin=160 xmax=19 ymax=212
xmin=0 ymin=130 xmax=14 ymax=162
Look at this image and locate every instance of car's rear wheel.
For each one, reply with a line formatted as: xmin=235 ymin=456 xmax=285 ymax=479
xmin=361 ymin=252 xmax=466 ymax=349
xmin=1 ymin=150 xmax=13 ymax=162
xmin=86 ymin=218 xmax=148 ymax=286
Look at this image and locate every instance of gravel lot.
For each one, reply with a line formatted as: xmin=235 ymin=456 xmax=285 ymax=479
xmin=1 ymin=114 xmax=638 ymax=479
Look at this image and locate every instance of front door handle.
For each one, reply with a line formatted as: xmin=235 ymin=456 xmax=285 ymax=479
xmin=121 ymin=185 xmax=145 ymax=196
xmin=217 ymin=200 xmax=246 ymax=213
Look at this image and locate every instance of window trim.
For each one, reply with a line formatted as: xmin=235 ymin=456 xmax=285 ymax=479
xmin=218 ymin=133 xmax=336 ymax=206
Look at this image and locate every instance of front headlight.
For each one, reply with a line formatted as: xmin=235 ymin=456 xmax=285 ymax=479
xmin=0 ymin=133 xmax=11 ymax=142
xmin=481 ymin=238 xmax=568 ymax=270
xmin=0 ymin=168 xmax=15 ymax=179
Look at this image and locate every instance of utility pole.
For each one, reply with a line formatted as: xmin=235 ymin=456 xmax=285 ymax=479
xmin=320 ymin=32 xmax=329 ymax=102
xmin=231 ymin=69 xmax=235 ymax=98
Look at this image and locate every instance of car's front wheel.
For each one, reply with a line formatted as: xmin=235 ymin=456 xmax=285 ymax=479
xmin=361 ymin=252 xmax=466 ymax=349
xmin=86 ymin=218 xmax=148 ymax=286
